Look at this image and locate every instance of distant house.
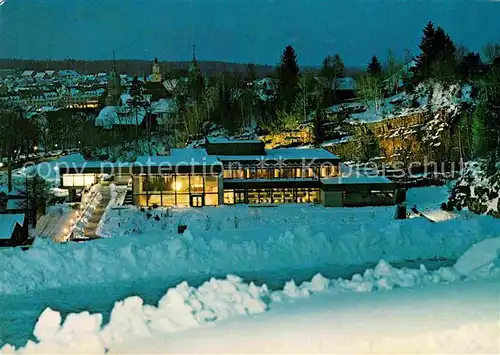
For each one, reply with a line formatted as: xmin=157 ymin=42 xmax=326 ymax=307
xmin=21 ymin=70 xmax=36 ymax=77
xmin=0 ymin=214 xmax=28 ymax=247
xmin=0 ymin=69 xmax=16 ymax=78
xmin=34 ymin=72 xmax=48 ymax=80
xmin=334 ymin=77 xmax=358 ymax=100
xmin=95 ymin=105 xmax=147 ymax=130
xmin=58 ymin=70 xmax=79 ymax=78
xmin=151 ymin=98 xmax=176 ymax=126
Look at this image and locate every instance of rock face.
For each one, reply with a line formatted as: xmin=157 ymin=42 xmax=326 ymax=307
xmin=327 ymin=108 xmax=468 ymax=164
xmin=326 ymin=81 xmax=475 ymax=164
xmin=451 ymin=161 xmax=500 ymax=218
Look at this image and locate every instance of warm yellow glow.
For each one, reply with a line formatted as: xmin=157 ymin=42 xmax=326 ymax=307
xmin=174 ymin=181 xmax=183 ymax=191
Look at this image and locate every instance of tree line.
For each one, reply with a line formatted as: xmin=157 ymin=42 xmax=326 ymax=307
xmin=0 ymin=58 xmax=275 ymax=77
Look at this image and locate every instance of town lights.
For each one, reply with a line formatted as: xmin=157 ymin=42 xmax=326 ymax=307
xmin=174 ymin=181 xmax=183 ymax=191
xmin=33 ymin=146 xmax=38 ymax=151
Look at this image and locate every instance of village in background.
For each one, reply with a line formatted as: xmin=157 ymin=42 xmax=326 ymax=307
xmin=1 ymin=19 xmax=500 ymax=354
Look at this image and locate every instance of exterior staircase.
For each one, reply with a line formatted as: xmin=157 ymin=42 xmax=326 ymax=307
xmin=123 ymin=189 xmax=133 ymax=205
xmin=83 ymin=185 xmax=111 ymax=239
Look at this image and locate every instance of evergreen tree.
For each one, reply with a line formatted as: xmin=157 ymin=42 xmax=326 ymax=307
xmin=430 ymin=27 xmax=457 ymax=79
xmin=414 ymin=21 xmax=436 ymax=80
xmin=414 ymin=21 xmax=457 ymax=80
xmin=22 ymin=173 xmax=51 ymax=227
xmin=458 ymin=52 xmax=481 ymax=79
xmin=312 ymin=96 xmax=327 ymax=145
xmin=278 ymin=45 xmax=301 ymax=113
xmin=128 ymin=76 xmax=145 ymax=106
xmin=367 ymin=55 xmax=383 ymax=77
xmin=128 ymin=76 xmax=146 ymax=145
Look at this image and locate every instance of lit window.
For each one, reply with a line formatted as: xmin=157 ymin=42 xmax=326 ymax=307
xmin=204 ymin=176 xmax=218 ymax=193
xmin=205 ymin=194 xmax=219 ymax=206
xmin=224 ymin=190 xmax=234 ymax=204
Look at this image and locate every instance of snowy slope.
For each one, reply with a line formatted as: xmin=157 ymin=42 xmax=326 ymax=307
xmin=329 ymin=81 xmax=474 ymax=125
xmin=452 ymin=160 xmax=500 ymax=217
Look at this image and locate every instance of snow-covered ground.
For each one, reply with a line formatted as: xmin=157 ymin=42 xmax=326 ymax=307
xmin=2 ymin=186 xmax=497 ymax=296
xmin=2 ymin=236 xmax=499 ymax=354
xmin=1 ymin=186 xmax=500 ymax=353
xmin=329 ymin=81 xmax=473 ymax=124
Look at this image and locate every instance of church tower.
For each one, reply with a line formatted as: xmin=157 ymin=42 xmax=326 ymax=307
xmin=105 ymin=50 xmax=122 ymax=106
xmin=150 ymin=57 xmax=162 ymax=83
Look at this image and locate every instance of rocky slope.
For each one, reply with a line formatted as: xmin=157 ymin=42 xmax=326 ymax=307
xmin=451 ymin=161 xmax=500 ymax=218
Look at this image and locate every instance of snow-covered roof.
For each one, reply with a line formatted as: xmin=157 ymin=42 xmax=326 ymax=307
xmin=321 ymin=174 xmax=394 ymax=185
xmin=217 ymin=148 xmax=340 ymax=162
xmin=119 ymin=93 xmax=132 ymax=106
xmin=95 ymin=106 xmax=146 ymax=129
xmin=58 ymin=70 xmax=79 ymax=77
xmin=21 ymin=70 xmax=35 ymax=77
xmin=6 ymin=199 xmax=26 ymax=211
xmin=151 ymin=99 xmax=175 ymax=114
xmin=0 ymin=214 xmax=25 ymax=239
xmin=136 ymin=149 xmax=221 ymax=167
xmin=335 ymin=77 xmax=357 ymax=91
xmin=34 ymin=72 xmax=47 ymax=79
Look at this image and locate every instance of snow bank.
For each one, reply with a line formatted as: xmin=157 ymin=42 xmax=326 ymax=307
xmin=1 ymin=258 xmax=475 ymax=354
xmin=2 ymin=203 xmax=499 ymax=295
xmin=33 ymin=205 xmax=73 ymax=241
xmin=454 ymin=237 xmax=500 ymax=278
xmin=95 ymin=184 xmax=127 ymax=238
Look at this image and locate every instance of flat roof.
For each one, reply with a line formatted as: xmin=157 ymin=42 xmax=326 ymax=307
xmin=136 ymin=149 xmax=221 ymax=166
xmin=206 ymin=137 xmax=263 ymax=144
xmin=321 ymin=174 xmax=395 ymax=185
xmin=218 ymin=148 xmax=340 ymax=162
xmin=59 ymin=148 xmax=338 ymax=174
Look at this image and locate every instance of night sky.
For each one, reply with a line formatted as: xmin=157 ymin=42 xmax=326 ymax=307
xmin=1 ymin=0 xmax=499 ymax=66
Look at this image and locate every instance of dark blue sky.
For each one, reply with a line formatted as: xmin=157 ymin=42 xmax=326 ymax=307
xmin=1 ymin=0 xmax=499 ymax=66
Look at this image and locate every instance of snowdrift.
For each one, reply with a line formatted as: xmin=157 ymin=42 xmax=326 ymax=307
xmin=1 ymin=204 xmax=499 ymax=295
xmin=3 ymin=237 xmax=500 ymax=355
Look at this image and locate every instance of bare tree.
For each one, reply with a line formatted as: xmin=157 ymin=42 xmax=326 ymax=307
xmin=318 ymin=54 xmax=345 ymax=104
xmin=482 ymin=43 xmax=500 ymax=64
xmin=385 ymin=49 xmax=403 ymax=94
xmin=0 ymin=105 xmax=24 ymax=192
xmin=358 ymin=75 xmax=384 ymax=113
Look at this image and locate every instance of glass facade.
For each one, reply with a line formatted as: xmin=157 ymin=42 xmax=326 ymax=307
xmin=134 ymin=174 xmax=219 ymax=207
xmin=223 ymin=188 xmax=320 ymax=205
xmin=62 ymin=173 xmax=96 ymax=187
xmin=222 ymin=164 xmax=339 ymax=180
